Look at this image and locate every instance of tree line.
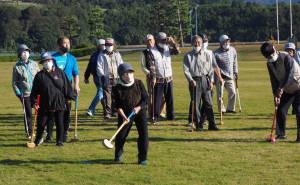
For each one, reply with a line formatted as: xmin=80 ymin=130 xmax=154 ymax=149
xmin=0 ymin=0 xmax=300 ymax=52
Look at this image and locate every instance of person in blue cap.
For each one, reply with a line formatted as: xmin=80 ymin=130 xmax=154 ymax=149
xmin=12 ymin=44 xmax=40 ymax=139
xmin=112 ymin=63 xmax=149 ymax=165
xmin=30 ymin=52 xmax=75 ymax=147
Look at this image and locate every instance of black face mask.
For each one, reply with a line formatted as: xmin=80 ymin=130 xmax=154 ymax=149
xmin=60 ymin=46 xmax=69 ymax=53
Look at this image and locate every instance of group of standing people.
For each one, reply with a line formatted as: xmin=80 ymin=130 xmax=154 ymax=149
xmin=12 ymin=32 xmax=241 ymax=165
xmin=12 ymin=36 xmax=79 ymax=147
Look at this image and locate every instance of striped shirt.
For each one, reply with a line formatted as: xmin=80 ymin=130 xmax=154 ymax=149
xmin=214 ymin=46 xmax=238 ymax=79
xmin=151 ymin=47 xmax=173 ymax=78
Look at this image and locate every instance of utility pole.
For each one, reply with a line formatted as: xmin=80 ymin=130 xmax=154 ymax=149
xmin=195 ymin=5 xmax=198 ymax=35
xmin=189 ymin=10 xmax=192 ymax=43
xmin=177 ymin=0 xmax=184 ymax=47
xmin=289 ymin=0 xmax=293 ymax=38
xmin=276 ymin=0 xmax=279 ymax=44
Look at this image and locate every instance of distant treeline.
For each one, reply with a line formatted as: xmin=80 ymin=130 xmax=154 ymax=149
xmin=0 ymin=0 xmax=300 ymax=52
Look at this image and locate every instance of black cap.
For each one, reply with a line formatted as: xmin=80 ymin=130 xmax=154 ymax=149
xmin=117 ymin=63 xmax=134 ymax=77
xmin=260 ymin=42 xmax=275 ymax=58
xmin=199 ymin=33 xmax=208 ymax=42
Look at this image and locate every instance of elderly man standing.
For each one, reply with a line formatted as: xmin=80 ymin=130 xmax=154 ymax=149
xmin=85 ymin=39 xmax=106 ymax=116
xmin=214 ymin=34 xmax=238 ymax=113
xmin=141 ymin=34 xmax=156 ymax=121
xmin=97 ymin=38 xmax=124 ymax=119
xmin=183 ymin=35 xmax=219 ymax=131
xmin=151 ymin=32 xmax=179 ymax=122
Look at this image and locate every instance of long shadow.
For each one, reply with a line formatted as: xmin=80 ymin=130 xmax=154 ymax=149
xmin=0 ymin=159 xmax=119 ymax=166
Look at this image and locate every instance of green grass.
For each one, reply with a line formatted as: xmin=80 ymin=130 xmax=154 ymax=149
xmin=1 ymin=45 xmax=300 ymax=185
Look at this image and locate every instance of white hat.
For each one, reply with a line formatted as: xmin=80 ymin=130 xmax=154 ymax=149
xmin=145 ymin=34 xmax=154 ymax=41
xmin=284 ymin=42 xmax=296 ymax=51
xmin=219 ymin=34 xmax=230 ymax=43
xmin=96 ymin=39 xmax=105 ymax=46
xmin=157 ymin=32 xmax=167 ymax=40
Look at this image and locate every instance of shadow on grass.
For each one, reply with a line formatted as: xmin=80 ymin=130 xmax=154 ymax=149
xmin=0 ymin=159 xmax=121 ymax=165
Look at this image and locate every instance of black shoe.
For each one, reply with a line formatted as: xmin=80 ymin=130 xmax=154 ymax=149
xmin=226 ymin=110 xmax=236 ymax=113
xmin=276 ymin=135 xmax=287 ymax=140
xmin=196 ymin=127 xmax=204 ymax=132
xmin=296 ymin=139 xmax=300 ymax=143
xmin=208 ymin=125 xmax=219 ymax=131
xmin=63 ymin=136 xmax=67 ymax=142
xmin=45 ymin=137 xmax=52 ymax=143
xmin=104 ymin=115 xmax=111 ymax=120
xmin=56 ymin=142 xmax=64 ymax=147
xmin=114 ymin=157 xmax=122 ymax=163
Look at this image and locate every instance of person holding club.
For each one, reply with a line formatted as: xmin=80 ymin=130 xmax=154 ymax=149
xmin=112 ymin=63 xmax=148 ymax=165
xmin=141 ymin=34 xmax=156 ymax=121
xmin=30 ymin=52 xmax=75 ymax=147
xmin=183 ymin=35 xmax=219 ymax=131
xmin=12 ymin=44 xmax=40 ymax=139
xmin=214 ymin=34 xmax=238 ymax=113
xmin=260 ymin=42 xmax=300 ymax=143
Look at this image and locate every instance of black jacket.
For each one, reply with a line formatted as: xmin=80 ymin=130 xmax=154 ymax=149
xmin=84 ymin=50 xmax=102 ymax=86
xmin=30 ymin=67 xmax=75 ymax=112
xmin=112 ymin=79 xmax=148 ymax=115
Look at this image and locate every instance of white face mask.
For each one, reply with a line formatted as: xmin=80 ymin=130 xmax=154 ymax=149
xmin=222 ymin=43 xmax=230 ymax=50
xmin=43 ymin=61 xmax=53 ymax=70
xmin=268 ymin=53 xmax=279 ymax=63
xmin=158 ymin=43 xmax=169 ymax=51
xmin=193 ymin=46 xmax=201 ymax=53
xmin=106 ymin=46 xmax=114 ymax=52
xmin=203 ymin=42 xmax=208 ymax=50
xmin=21 ymin=51 xmax=30 ymax=61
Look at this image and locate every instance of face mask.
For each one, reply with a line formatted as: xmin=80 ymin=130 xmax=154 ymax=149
xmin=158 ymin=43 xmax=169 ymax=51
xmin=203 ymin=42 xmax=208 ymax=50
xmin=43 ymin=61 xmax=53 ymax=70
xmin=222 ymin=43 xmax=230 ymax=50
xmin=21 ymin=51 xmax=30 ymax=61
xmin=60 ymin=46 xmax=69 ymax=53
xmin=193 ymin=46 xmax=201 ymax=53
xmin=106 ymin=46 xmax=114 ymax=52
xmin=268 ymin=53 xmax=279 ymax=63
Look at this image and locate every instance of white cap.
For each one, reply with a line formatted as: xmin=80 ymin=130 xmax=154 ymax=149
xmin=219 ymin=34 xmax=230 ymax=43
xmin=96 ymin=39 xmax=105 ymax=46
xmin=285 ymin=42 xmax=296 ymax=51
xmin=145 ymin=34 xmax=154 ymax=41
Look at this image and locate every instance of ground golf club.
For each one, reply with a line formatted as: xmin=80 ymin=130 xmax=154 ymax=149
xmin=27 ymin=95 xmax=40 ymax=148
xmin=102 ymin=112 xmax=135 ymax=149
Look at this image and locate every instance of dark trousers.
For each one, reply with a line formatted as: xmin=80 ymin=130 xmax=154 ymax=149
xmin=199 ymin=90 xmax=214 ymax=124
xmin=20 ymin=97 xmax=32 ymax=136
xmin=115 ymin=110 xmax=148 ymax=161
xmin=154 ymin=81 xmax=174 ymax=120
xmin=188 ymin=77 xmax=216 ymax=128
xmin=276 ymin=91 xmax=300 ymax=138
xmin=103 ymin=79 xmax=116 ymax=117
xmin=63 ymin=101 xmax=71 ymax=141
xmin=35 ymin=110 xmax=64 ymax=145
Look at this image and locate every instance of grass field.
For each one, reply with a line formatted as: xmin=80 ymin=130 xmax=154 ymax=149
xmin=0 ymin=44 xmax=300 ymax=185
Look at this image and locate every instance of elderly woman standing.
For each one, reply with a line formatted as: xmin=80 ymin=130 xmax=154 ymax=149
xmin=12 ymin=44 xmax=39 ymax=139
xmin=30 ymin=52 xmax=75 ymax=147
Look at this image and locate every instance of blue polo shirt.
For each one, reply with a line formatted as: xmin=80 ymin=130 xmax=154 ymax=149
xmin=52 ymin=52 xmax=79 ymax=81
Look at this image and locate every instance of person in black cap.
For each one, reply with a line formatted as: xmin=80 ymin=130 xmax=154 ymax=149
xmin=30 ymin=52 xmax=75 ymax=147
xmin=112 ymin=63 xmax=149 ymax=165
xmin=260 ymin=42 xmax=300 ymax=143
xmin=12 ymin=44 xmax=39 ymax=139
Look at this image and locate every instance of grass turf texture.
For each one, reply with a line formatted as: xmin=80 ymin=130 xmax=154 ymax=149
xmin=0 ymin=44 xmax=300 ymax=185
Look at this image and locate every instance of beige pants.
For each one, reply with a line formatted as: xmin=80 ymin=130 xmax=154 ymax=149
xmin=216 ymin=78 xmax=236 ymax=112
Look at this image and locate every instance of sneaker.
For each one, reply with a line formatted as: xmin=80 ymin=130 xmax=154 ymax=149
xmin=56 ymin=142 xmax=64 ymax=147
xmin=104 ymin=115 xmax=111 ymax=120
xmin=114 ymin=157 xmax=122 ymax=163
xmin=37 ymin=138 xmax=44 ymax=146
xmin=86 ymin=110 xmax=94 ymax=117
xmin=138 ymin=160 xmax=147 ymax=165
xmin=208 ymin=125 xmax=219 ymax=131
xmin=276 ymin=135 xmax=287 ymax=140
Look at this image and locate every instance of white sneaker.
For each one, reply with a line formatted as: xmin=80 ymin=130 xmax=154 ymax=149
xmin=38 ymin=138 xmax=44 ymax=146
xmin=86 ymin=110 xmax=93 ymax=117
